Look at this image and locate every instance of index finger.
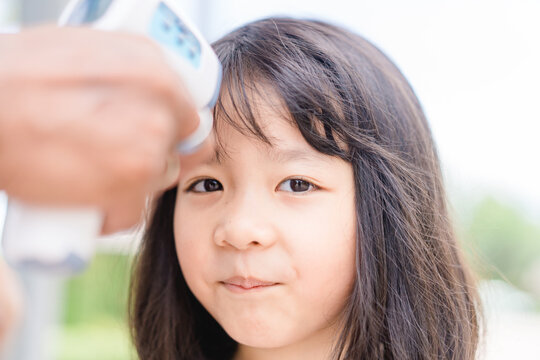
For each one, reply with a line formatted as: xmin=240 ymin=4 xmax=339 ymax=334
xmin=164 ymin=71 xmax=201 ymax=143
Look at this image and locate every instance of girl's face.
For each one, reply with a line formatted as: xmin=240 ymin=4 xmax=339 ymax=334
xmin=174 ymin=95 xmax=356 ymax=354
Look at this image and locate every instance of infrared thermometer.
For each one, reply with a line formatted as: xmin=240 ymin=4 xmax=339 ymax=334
xmin=1 ymin=0 xmax=221 ymax=274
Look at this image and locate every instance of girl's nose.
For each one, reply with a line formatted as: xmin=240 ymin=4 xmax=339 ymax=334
xmin=213 ymin=195 xmax=278 ymax=250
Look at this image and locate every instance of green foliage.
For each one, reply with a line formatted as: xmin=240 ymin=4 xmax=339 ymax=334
xmin=458 ymin=196 xmax=540 ymax=286
xmin=62 ymin=253 xmax=132 ymax=325
xmin=56 ymin=319 xmax=136 ymax=360
xmin=56 ymin=253 xmax=135 ymax=359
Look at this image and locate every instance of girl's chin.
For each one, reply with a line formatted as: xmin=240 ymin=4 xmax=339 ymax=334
xmin=223 ymin=324 xmax=294 ymax=349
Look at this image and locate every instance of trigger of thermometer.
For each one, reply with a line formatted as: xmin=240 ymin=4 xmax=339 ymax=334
xmin=1 ymin=0 xmax=221 ymax=274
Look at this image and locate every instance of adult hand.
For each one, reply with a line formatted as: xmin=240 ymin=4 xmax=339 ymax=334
xmin=0 ymin=26 xmax=213 ymax=234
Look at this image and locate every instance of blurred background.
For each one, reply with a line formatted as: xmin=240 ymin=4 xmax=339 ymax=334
xmin=1 ymin=0 xmax=539 ymax=359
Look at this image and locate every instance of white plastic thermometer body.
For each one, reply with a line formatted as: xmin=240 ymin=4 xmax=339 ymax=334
xmin=1 ymin=0 xmax=221 ymax=274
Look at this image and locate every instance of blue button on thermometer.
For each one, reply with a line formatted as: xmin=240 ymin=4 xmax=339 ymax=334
xmin=1 ymin=0 xmax=221 ymax=274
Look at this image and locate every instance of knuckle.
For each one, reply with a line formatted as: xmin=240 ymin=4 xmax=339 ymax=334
xmin=120 ymin=145 xmax=163 ymax=182
xmin=124 ymin=157 xmax=156 ymax=180
xmin=143 ymin=107 xmax=176 ymax=144
xmin=150 ymin=67 xmax=177 ymax=100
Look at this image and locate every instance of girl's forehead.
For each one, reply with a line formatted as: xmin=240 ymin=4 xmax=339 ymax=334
xmin=209 ymin=108 xmax=341 ymax=168
xmin=213 ymin=105 xmax=295 ymax=152
xmin=212 ymin=76 xmax=350 ymax=159
xmin=213 ymin=85 xmax=293 ymax=145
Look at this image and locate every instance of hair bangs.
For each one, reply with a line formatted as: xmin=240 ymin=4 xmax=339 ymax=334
xmin=212 ymin=52 xmax=273 ymax=153
xmin=211 ymin=26 xmax=351 ymax=160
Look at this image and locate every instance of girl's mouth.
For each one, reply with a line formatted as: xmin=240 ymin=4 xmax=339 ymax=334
xmin=221 ymin=276 xmax=279 ymax=292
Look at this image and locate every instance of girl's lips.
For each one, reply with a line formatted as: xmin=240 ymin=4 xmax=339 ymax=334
xmin=221 ymin=276 xmax=279 ymax=292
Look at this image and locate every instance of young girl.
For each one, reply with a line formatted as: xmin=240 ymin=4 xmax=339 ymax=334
xmin=129 ymin=18 xmax=480 ymax=360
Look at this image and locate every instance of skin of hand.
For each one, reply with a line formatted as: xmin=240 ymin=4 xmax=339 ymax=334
xmin=0 ymin=26 xmax=213 ymax=234
xmin=0 ymin=258 xmax=23 ymax=351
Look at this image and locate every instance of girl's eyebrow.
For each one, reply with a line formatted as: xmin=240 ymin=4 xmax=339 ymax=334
xmin=206 ymin=149 xmax=223 ymax=165
xmin=205 ymin=146 xmax=331 ymax=166
xmin=266 ymin=147 xmax=332 ymax=164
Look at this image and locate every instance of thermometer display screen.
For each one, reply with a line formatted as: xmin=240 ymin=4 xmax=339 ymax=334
xmin=148 ymin=2 xmax=202 ymax=68
xmin=65 ymin=0 xmax=114 ymax=25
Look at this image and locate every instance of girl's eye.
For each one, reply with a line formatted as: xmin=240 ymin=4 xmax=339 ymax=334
xmin=188 ymin=179 xmax=223 ymax=193
xmin=278 ymin=179 xmax=316 ymax=193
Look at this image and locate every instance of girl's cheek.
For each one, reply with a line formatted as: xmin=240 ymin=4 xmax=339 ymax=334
xmin=175 ymin=209 xmax=212 ymax=259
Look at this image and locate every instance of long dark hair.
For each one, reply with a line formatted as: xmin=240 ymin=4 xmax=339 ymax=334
xmin=130 ymin=18 xmax=480 ymax=359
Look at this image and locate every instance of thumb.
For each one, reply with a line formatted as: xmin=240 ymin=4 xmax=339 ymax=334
xmin=100 ymin=194 xmax=147 ymax=235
